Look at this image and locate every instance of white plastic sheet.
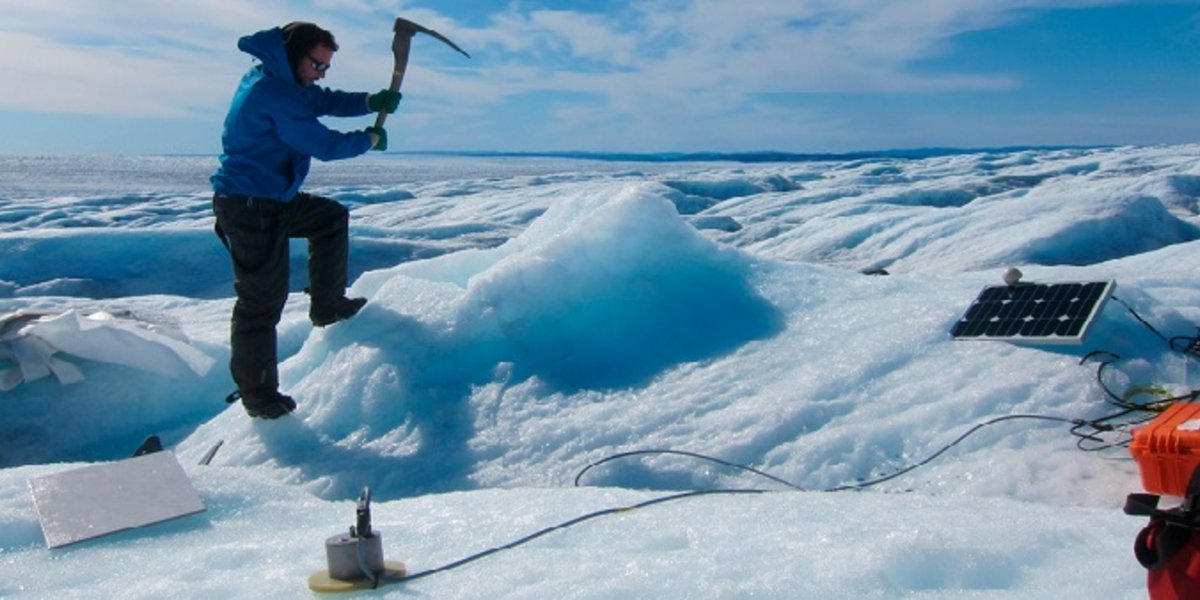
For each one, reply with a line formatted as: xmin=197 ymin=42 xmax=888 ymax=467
xmin=0 ymin=310 xmax=214 ymax=391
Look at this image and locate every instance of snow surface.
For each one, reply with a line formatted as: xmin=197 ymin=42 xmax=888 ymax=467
xmin=5 ymin=146 xmax=1200 ymax=597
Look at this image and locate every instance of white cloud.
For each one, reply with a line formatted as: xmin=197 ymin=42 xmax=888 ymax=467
xmin=0 ymin=0 xmax=1157 ymax=151
xmin=0 ymin=30 xmax=229 ymax=117
xmin=437 ymin=0 xmax=1052 ymax=116
xmin=526 ymin=10 xmax=640 ymax=66
xmin=0 ymin=1 xmax=292 ymax=117
xmin=425 ymin=0 xmax=1151 ymax=149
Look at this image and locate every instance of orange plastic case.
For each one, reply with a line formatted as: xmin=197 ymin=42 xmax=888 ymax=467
xmin=1130 ymin=402 xmax=1200 ymax=497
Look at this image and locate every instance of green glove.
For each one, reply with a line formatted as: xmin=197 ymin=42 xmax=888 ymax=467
xmin=367 ymin=90 xmax=401 ymax=114
xmin=365 ymin=126 xmax=387 ymax=151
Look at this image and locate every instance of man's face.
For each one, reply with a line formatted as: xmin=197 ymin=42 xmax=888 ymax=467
xmin=297 ymin=44 xmax=334 ymax=87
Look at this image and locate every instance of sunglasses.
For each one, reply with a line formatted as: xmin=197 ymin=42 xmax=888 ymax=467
xmin=308 ymin=55 xmax=331 ymax=72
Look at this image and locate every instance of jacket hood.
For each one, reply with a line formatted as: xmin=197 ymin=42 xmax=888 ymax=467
xmin=237 ymin=27 xmax=296 ymax=85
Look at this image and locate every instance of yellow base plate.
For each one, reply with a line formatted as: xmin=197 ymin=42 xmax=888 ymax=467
xmin=307 ymin=560 xmax=407 ymax=593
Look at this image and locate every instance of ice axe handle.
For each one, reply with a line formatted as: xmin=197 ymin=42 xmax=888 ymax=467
xmin=373 ymin=25 xmax=415 ymax=130
xmin=372 ymin=17 xmax=471 ymax=130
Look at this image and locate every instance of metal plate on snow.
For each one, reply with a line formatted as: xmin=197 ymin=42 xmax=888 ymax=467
xmin=28 ymin=451 xmax=205 ymax=548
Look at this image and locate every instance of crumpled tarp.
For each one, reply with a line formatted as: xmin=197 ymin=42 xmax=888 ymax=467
xmin=0 ymin=309 xmax=215 ymax=391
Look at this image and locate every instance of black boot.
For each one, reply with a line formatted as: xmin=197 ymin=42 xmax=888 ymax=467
xmin=240 ymin=389 xmax=297 ymax=419
xmin=310 ymin=296 xmax=367 ymax=327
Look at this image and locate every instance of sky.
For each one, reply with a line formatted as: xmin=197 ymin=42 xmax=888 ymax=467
xmin=6 ymin=145 xmax=1200 ymax=596
xmin=2 ymin=0 xmax=1200 ymax=155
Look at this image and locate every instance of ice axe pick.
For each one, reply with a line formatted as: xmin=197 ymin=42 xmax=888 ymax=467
xmin=373 ymin=17 xmax=470 ymax=130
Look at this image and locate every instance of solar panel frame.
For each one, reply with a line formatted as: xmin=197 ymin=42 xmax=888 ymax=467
xmin=950 ymin=280 xmax=1115 ymax=344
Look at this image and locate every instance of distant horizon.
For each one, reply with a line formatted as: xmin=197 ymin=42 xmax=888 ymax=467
xmin=390 ymin=144 xmax=1122 ymax=161
xmin=0 ymin=143 xmax=1138 ymax=163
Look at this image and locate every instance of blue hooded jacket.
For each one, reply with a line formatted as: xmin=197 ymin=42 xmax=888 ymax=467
xmin=211 ymin=27 xmax=374 ymax=202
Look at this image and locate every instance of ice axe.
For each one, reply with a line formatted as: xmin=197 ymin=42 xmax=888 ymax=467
xmin=373 ymin=17 xmax=470 ymax=130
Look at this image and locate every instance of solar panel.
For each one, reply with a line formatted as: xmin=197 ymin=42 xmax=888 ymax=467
xmin=951 ymin=280 xmax=1114 ymax=344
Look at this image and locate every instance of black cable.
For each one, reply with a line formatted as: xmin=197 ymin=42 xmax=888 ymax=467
xmin=1172 ymin=335 xmax=1198 ymax=355
xmin=574 ymin=414 xmax=1098 ymax=493
xmin=1112 ymin=295 xmax=1170 ymax=345
xmin=1078 ymin=350 xmax=1182 ymax=414
xmin=574 ymin=449 xmax=805 ymax=489
xmin=399 ymin=488 xmax=763 ymax=583
xmin=1077 ymin=296 xmax=1200 ymax=420
xmin=398 ymin=339 xmax=1196 ymax=584
xmin=1071 ymin=408 xmax=1141 ymax=452
xmin=1111 ymin=294 xmax=1200 ymax=362
xmin=824 ymin=414 xmax=1086 ymax=491
xmin=392 ymin=412 xmax=1136 ymax=584
xmin=356 ymin=534 xmax=380 ymax=589
xmin=1080 ymin=350 xmax=1125 ymax=405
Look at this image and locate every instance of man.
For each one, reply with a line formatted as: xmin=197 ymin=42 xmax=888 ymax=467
xmin=211 ymin=22 xmax=401 ymax=419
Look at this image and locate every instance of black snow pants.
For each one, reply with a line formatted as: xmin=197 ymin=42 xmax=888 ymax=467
xmin=212 ymin=192 xmax=349 ymax=395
